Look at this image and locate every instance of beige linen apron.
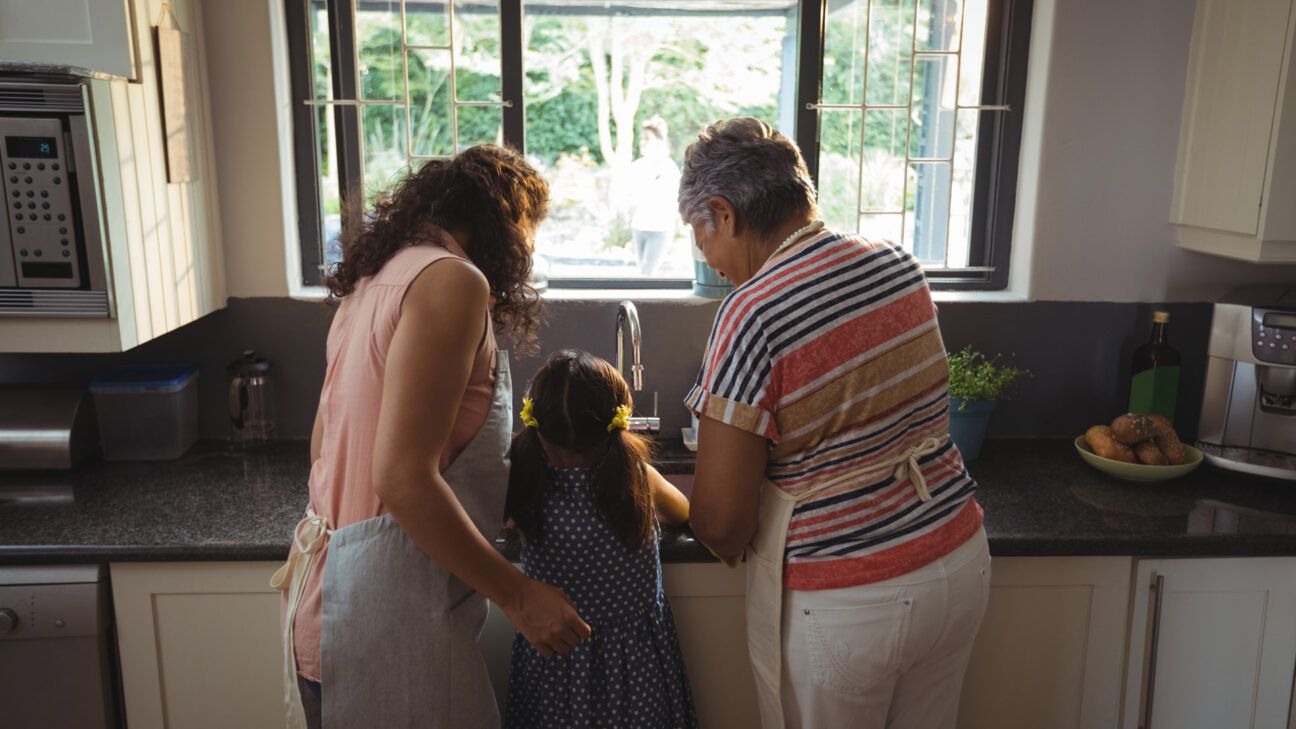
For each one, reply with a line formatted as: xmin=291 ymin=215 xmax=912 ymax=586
xmin=744 ymin=436 xmax=945 ymax=729
xmin=274 ymin=355 xmax=512 ymax=729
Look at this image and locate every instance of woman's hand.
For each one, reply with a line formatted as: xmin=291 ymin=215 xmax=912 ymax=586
xmin=499 ymin=577 xmax=592 ymax=659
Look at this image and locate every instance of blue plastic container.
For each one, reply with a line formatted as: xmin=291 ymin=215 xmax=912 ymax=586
xmin=948 ymin=397 xmax=996 ymax=462
xmin=89 ymin=364 xmax=200 ymax=460
xmin=692 ymin=258 xmax=734 ymax=298
xmin=690 ymin=230 xmax=733 ymax=298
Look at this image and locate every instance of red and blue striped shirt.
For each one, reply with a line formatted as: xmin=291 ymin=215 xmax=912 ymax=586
xmin=686 ymin=230 xmax=983 ymax=590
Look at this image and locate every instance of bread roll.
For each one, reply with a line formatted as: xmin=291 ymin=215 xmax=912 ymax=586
xmin=1086 ymin=425 xmax=1137 ymax=463
xmin=1111 ymin=414 xmax=1160 ymax=445
xmin=1148 ymin=415 xmax=1187 ymax=465
xmin=1134 ymin=440 xmax=1169 ymax=466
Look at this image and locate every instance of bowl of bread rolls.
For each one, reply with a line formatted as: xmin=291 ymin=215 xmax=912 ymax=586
xmin=1076 ymin=414 xmax=1203 ymax=482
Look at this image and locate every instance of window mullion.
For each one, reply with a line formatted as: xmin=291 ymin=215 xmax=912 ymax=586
xmin=971 ymin=0 xmax=1032 ymax=289
xmin=501 ymin=0 xmax=525 ymax=151
xmin=795 ymin=0 xmax=826 ymax=182
xmin=329 ymin=0 xmax=364 ymax=226
xmin=286 ymin=0 xmax=324 ymax=285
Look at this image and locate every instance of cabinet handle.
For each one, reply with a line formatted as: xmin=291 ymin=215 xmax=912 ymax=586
xmin=1140 ymin=574 xmax=1166 ymax=729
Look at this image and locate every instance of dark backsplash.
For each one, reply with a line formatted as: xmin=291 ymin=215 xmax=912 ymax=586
xmin=0 ymin=297 xmax=1213 ymax=442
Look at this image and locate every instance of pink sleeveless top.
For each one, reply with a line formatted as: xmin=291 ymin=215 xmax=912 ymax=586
xmin=290 ymin=234 xmax=497 ymax=681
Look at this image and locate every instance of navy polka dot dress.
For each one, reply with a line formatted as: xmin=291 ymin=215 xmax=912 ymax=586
xmin=504 ymin=467 xmax=699 ymax=729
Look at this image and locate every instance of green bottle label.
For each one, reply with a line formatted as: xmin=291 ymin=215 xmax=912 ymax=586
xmin=1129 ymin=366 xmax=1180 ymax=420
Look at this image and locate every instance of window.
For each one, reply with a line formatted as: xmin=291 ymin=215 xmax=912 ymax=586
xmin=286 ymin=0 xmax=1031 ymax=290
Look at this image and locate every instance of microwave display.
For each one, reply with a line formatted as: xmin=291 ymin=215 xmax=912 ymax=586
xmin=1264 ymin=313 xmax=1296 ymax=330
xmin=5 ymin=136 xmax=57 ymax=159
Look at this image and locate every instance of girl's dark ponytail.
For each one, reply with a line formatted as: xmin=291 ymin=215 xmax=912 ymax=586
xmin=505 ymin=425 xmax=550 ymax=543
xmin=507 ymin=349 xmax=658 ymax=551
xmin=594 ymin=429 xmax=656 ymax=551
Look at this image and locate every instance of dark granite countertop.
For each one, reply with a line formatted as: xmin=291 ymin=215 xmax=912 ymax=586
xmin=3 ymin=439 xmax=1296 ymax=565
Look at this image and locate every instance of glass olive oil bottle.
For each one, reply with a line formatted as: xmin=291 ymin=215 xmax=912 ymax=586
xmin=1129 ymin=310 xmax=1181 ymax=420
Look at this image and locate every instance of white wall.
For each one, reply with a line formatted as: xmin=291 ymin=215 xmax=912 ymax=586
xmin=1018 ymin=0 xmax=1296 ymax=301
xmin=202 ymin=0 xmax=293 ymax=298
xmin=201 ymin=0 xmax=1296 ymax=303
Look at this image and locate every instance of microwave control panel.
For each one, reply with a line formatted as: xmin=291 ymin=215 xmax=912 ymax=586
xmin=1253 ymin=308 xmax=1296 ymax=366
xmin=0 ymin=117 xmax=81 ymax=289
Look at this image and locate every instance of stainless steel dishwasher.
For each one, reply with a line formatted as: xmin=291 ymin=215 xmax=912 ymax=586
xmin=0 ymin=564 xmax=120 ymax=728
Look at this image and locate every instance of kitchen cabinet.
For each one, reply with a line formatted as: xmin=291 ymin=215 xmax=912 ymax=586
xmin=481 ymin=562 xmax=761 ymax=728
xmin=1122 ymin=557 xmax=1296 ymax=729
xmin=105 ymin=554 xmax=1296 ymax=728
xmin=1 ymin=0 xmax=225 ymax=353
xmin=111 ymin=562 xmax=282 ymax=729
xmin=0 ymin=0 xmax=137 ymax=79
xmin=956 ymin=557 xmax=1133 ymax=729
xmin=1171 ymin=0 xmax=1296 ymax=262
xmin=663 ymin=563 xmax=761 ymax=728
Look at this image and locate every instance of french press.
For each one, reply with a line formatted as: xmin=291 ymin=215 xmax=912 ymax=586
xmin=228 ymin=351 xmax=275 ymax=446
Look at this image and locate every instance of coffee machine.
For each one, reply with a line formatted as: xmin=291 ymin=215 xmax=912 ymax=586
xmin=1198 ymin=285 xmax=1296 ymax=480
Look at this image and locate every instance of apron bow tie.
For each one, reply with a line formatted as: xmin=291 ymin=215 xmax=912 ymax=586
xmin=893 ymin=437 xmax=945 ymax=503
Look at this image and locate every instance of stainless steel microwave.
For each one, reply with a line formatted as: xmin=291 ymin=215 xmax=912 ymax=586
xmin=0 ymin=78 xmax=109 ymax=317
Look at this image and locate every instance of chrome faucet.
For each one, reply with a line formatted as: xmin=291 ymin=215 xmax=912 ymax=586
xmin=616 ymin=300 xmax=644 ymax=391
xmin=615 ymin=300 xmax=659 ymax=434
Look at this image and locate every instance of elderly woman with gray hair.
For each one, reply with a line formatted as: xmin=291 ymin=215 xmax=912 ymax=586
xmin=682 ymin=117 xmax=990 ymax=729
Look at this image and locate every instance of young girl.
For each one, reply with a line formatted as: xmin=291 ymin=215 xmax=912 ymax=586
xmin=504 ymin=350 xmax=699 ymax=729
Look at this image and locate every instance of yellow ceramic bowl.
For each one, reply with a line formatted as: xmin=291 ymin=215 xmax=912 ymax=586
xmin=1073 ymin=435 xmax=1204 ymax=483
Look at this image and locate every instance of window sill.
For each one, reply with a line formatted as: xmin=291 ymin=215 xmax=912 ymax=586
xmin=541 ymin=288 xmax=716 ymax=303
xmin=289 ymin=284 xmax=329 ymax=303
xmin=931 ymin=288 xmax=1030 ymax=303
xmin=288 ymin=283 xmax=721 ymax=304
xmin=291 ymin=283 xmax=1029 ymax=304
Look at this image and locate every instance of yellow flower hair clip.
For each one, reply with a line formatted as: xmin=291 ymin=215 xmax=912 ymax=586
xmin=520 ymin=397 xmax=540 ymax=428
xmin=608 ymin=404 xmax=632 ymax=432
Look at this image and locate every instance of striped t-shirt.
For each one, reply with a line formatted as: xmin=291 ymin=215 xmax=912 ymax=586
xmin=685 ymin=230 xmax=982 ymax=591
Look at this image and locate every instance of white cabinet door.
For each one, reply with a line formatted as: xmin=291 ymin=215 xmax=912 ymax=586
xmin=111 ymin=562 xmax=282 ymax=729
xmin=0 ymin=0 xmax=136 ymax=79
xmin=1172 ymin=0 xmax=1291 ymax=237
xmin=1171 ymin=0 xmax=1296 ymax=262
xmin=957 ymin=557 xmax=1132 ymax=729
xmin=1123 ymin=558 xmax=1296 ymax=729
xmin=664 ymin=563 xmax=760 ymax=729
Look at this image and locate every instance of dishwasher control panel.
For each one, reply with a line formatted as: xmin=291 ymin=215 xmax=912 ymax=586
xmin=0 ymin=567 xmax=105 ymax=640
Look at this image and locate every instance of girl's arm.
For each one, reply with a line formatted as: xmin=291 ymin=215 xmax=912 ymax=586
xmin=646 ymin=464 xmax=689 ymax=525
xmin=372 ymin=259 xmax=590 ymax=658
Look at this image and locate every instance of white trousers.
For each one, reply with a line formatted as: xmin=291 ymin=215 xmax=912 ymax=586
xmin=780 ymin=529 xmax=991 ymax=729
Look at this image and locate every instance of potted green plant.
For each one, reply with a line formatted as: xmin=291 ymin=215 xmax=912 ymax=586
xmin=946 ymin=347 xmax=1027 ymax=461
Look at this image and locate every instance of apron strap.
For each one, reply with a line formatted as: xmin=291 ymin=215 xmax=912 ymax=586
xmin=792 ymin=436 xmax=947 ymax=506
xmin=272 ymin=507 xmax=332 ymax=729
xmin=743 ymin=435 xmax=949 ymax=729
xmin=890 ymin=437 xmax=945 ymax=503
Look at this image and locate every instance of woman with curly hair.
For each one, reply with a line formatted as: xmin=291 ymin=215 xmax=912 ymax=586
xmin=273 ymin=145 xmax=591 ymax=729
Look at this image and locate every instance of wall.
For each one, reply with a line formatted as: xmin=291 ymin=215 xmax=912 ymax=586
xmin=0 ymin=298 xmax=1214 ymax=444
xmin=1017 ymin=0 xmax=1296 ymax=300
xmin=201 ymin=0 xmax=292 ymax=298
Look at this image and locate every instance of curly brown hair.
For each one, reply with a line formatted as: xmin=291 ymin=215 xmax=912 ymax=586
xmin=326 ymin=145 xmax=549 ymax=350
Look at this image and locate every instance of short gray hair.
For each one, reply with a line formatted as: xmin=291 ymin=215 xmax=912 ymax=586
xmin=677 ymin=117 xmax=819 ymax=241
